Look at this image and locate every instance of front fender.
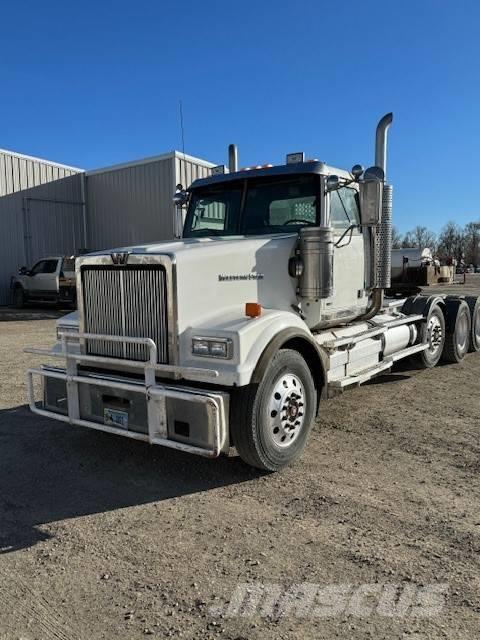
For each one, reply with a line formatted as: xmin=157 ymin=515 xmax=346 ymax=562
xmin=182 ymin=307 xmax=326 ymax=387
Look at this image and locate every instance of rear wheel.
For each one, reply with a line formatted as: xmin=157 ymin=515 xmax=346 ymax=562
xmin=465 ymin=296 xmax=480 ymax=352
xmin=441 ymin=299 xmax=471 ymax=363
xmin=415 ymin=302 xmax=445 ymax=368
xmin=231 ymin=349 xmax=317 ymax=472
xmin=13 ymin=287 xmax=25 ymax=309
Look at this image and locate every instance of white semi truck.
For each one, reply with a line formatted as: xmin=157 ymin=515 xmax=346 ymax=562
xmin=26 ymin=114 xmax=480 ymax=471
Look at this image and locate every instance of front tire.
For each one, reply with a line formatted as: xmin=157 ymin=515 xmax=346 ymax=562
xmin=14 ymin=287 xmax=25 ymax=309
xmin=231 ymin=349 xmax=317 ymax=472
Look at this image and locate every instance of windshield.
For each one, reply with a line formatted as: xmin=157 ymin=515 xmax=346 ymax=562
xmin=183 ymin=175 xmax=319 ymax=237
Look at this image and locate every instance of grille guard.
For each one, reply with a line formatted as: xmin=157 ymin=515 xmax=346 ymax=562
xmin=25 ymin=332 xmax=226 ymax=458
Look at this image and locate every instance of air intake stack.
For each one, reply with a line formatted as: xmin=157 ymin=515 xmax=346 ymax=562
xmin=228 ymin=144 xmax=238 ymax=173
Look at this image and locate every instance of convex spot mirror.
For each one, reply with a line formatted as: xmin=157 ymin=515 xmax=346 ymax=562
xmin=359 ymin=166 xmax=385 ymax=226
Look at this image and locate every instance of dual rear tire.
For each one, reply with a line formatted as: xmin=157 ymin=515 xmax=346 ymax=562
xmin=414 ymin=296 xmax=479 ymax=368
xmin=441 ymin=299 xmax=472 ymax=363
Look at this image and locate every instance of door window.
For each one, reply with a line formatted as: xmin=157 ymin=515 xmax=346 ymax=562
xmin=330 ymin=187 xmax=360 ymax=230
xmin=30 ymin=261 xmax=46 ymax=275
xmin=31 ymin=260 xmax=57 ymax=275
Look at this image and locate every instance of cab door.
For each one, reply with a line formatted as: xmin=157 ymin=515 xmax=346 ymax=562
xmin=28 ymin=259 xmax=59 ymax=298
xmin=328 ymin=186 xmax=367 ymax=316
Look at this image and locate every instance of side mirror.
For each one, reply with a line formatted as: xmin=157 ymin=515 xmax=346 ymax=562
xmin=19 ymin=266 xmax=27 ymax=275
xmin=326 ymin=175 xmax=340 ymax=192
xmin=173 ymin=183 xmax=189 ymax=207
xmin=359 ymin=166 xmax=384 ymax=226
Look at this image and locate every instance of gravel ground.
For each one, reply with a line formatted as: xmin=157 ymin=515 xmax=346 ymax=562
xmin=0 ymin=278 xmax=479 ymax=639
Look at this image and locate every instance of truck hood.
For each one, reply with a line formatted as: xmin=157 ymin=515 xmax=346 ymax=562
xmin=87 ymin=234 xmax=300 ymax=333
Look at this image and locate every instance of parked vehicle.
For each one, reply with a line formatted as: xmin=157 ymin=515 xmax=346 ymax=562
xmin=26 ymin=115 xmax=480 ymax=471
xmin=12 ymin=256 xmax=76 ymax=307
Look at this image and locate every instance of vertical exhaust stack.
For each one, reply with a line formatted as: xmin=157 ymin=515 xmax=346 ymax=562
xmin=228 ymin=144 xmax=238 ymax=173
xmin=363 ymin=113 xmax=393 ymax=321
xmin=375 ymin=113 xmax=393 ymax=291
xmin=375 ymin=113 xmax=393 ymax=176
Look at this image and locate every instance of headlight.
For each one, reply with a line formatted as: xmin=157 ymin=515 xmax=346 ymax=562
xmin=192 ymin=337 xmax=233 ymax=359
xmin=56 ymin=325 xmax=79 ymax=341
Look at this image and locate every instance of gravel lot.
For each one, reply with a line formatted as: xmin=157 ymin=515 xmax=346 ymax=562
xmin=1 ymin=277 xmax=479 ymax=639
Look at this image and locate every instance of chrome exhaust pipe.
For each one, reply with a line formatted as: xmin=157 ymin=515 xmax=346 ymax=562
xmin=228 ymin=144 xmax=238 ymax=173
xmin=361 ymin=113 xmax=394 ymax=321
xmin=375 ymin=112 xmax=393 ymax=177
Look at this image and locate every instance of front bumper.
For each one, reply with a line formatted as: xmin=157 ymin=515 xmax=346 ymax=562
xmin=26 ymin=333 xmax=229 ymax=457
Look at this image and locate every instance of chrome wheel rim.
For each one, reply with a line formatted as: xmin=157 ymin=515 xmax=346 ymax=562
xmin=268 ymin=373 xmax=306 ymax=447
xmin=456 ymin=312 xmax=469 ymax=352
xmin=427 ymin=314 xmax=443 ymax=355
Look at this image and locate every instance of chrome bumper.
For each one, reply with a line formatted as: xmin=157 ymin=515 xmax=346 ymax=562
xmin=26 ymin=333 xmax=229 ymax=458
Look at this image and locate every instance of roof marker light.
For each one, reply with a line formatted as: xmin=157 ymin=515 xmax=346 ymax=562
xmin=286 ymin=152 xmax=305 ymax=164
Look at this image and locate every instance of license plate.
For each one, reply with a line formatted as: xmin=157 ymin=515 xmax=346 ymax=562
xmin=104 ymin=408 xmax=128 ymax=429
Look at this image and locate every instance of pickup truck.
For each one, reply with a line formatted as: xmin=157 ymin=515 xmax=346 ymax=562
xmin=11 ymin=256 xmax=76 ymax=308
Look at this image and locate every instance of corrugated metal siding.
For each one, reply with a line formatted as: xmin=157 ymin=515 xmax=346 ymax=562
xmin=0 ymin=174 xmax=84 ymax=304
xmin=86 ymin=152 xmax=214 ymax=251
xmin=175 ymin=153 xmax=212 ymax=188
xmin=0 ymin=149 xmax=80 ymax=197
xmin=0 ymin=148 xmax=214 ymax=304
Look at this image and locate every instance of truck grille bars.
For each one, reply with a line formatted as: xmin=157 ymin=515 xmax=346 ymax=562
xmin=81 ymin=265 xmax=169 ymax=364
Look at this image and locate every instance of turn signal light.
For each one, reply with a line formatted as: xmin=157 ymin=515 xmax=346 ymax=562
xmin=245 ymin=302 xmax=262 ymax=318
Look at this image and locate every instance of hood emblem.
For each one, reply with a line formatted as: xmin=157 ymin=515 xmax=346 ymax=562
xmin=111 ymin=252 xmax=130 ymax=266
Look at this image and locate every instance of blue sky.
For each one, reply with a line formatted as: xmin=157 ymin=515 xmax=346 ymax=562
xmin=1 ymin=0 xmax=479 ymax=233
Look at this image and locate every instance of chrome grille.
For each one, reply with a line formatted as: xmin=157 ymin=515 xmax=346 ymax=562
xmin=81 ymin=265 xmax=169 ymax=364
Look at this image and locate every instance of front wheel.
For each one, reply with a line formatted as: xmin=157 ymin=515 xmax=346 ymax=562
xmin=13 ymin=287 xmax=25 ymax=309
xmin=231 ymin=349 xmax=317 ymax=471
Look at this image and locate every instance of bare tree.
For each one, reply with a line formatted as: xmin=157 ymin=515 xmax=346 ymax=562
xmin=412 ymin=226 xmax=437 ymax=251
xmin=392 ymin=225 xmax=402 ymax=249
xmin=400 ymin=226 xmax=436 ymax=250
xmin=437 ymin=221 xmax=464 ymax=262
xmin=402 ymin=231 xmax=416 ymax=248
xmin=463 ymin=221 xmax=480 ymax=265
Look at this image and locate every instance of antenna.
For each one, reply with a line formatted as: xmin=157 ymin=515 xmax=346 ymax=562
xmin=179 ymin=99 xmax=187 ymax=188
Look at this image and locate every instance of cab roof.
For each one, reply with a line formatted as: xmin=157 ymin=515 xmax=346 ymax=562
xmin=189 ymin=161 xmax=353 ymax=190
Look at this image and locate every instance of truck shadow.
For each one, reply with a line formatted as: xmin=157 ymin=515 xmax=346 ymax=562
xmin=0 ymin=405 xmax=260 ymax=554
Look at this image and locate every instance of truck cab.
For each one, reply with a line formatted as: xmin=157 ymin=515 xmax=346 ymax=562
xmin=25 ymin=114 xmax=480 ymax=471
xmin=12 ymin=256 xmax=76 ymax=307
xmin=182 ymin=161 xmax=368 ymax=326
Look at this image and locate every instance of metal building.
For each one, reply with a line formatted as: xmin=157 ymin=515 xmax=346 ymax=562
xmin=0 ymin=149 xmax=214 ymax=305
xmin=85 ymin=151 xmax=214 ymax=251
xmin=0 ymin=149 xmax=84 ymax=304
